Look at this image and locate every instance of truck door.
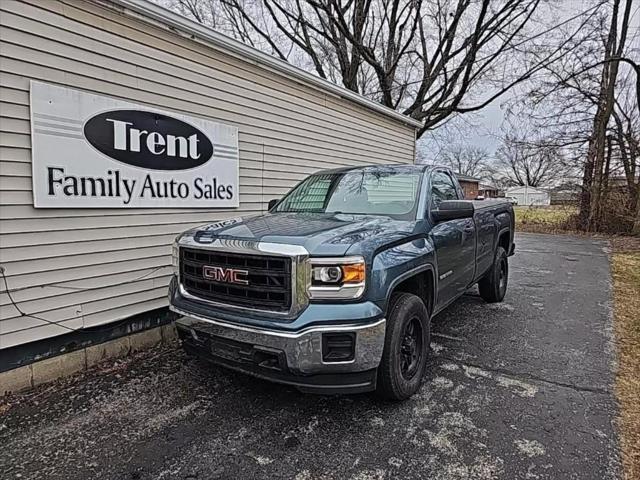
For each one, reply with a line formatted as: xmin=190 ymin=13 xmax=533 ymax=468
xmin=428 ymin=171 xmax=476 ymax=310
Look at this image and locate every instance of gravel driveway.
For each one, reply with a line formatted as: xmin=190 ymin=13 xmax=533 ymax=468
xmin=0 ymin=233 xmax=620 ymax=480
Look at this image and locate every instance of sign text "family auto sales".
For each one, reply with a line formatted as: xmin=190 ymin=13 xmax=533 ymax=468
xmin=31 ymin=82 xmax=239 ymax=208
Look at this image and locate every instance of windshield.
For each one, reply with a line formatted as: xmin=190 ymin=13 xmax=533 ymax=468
xmin=275 ymin=170 xmax=422 ymax=220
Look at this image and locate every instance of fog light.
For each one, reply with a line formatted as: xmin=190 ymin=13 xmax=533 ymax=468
xmin=189 ymin=328 xmax=200 ymax=341
xmin=322 ymin=333 xmax=355 ymax=362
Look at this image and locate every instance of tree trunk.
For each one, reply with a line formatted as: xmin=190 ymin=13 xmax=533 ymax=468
xmin=578 ymin=140 xmax=596 ymax=230
xmin=633 ymin=187 xmax=640 ymax=235
xmin=585 ymin=110 xmax=610 ymax=231
xmin=579 ymin=0 xmax=632 ymax=231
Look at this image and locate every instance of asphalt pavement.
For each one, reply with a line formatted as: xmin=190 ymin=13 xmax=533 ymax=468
xmin=0 ymin=233 xmax=620 ymax=480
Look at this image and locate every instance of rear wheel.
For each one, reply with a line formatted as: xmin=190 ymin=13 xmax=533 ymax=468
xmin=377 ymin=293 xmax=430 ymax=400
xmin=478 ymin=246 xmax=508 ymax=303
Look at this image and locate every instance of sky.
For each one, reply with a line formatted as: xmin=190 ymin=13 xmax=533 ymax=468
xmin=417 ymin=98 xmax=507 ymax=164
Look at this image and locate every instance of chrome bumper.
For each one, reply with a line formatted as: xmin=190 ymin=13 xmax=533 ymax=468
xmin=173 ymin=308 xmax=386 ymax=375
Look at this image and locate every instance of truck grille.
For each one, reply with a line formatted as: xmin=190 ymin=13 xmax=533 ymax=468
xmin=180 ymin=247 xmax=292 ymax=312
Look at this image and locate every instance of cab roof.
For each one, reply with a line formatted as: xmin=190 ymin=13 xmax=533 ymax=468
xmin=316 ymin=164 xmax=434 ymax=175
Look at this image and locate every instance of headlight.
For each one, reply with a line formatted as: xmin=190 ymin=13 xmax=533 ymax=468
xmin=308 ymin=256 xmax=365 ymax=300
xmin=171 ymin=238 xmax=180 ymax=275
xmin=313 ymin=265 xmax=343 ymax=283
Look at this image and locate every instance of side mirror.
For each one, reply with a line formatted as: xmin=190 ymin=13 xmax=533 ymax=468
xmin=268 ymin=198 xmax=279 ymax=211
xmin=432 ymin=200 xmax=474 ymax=222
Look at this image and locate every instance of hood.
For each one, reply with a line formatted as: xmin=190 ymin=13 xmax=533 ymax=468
xmin=185 ymin=212 xmax=419 ymax=257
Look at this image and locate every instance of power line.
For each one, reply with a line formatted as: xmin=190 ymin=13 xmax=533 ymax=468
xmin=3 ymin=266 xmax=171 ymax=294
xmin=0 ymin=265 xmax=171 ymax=335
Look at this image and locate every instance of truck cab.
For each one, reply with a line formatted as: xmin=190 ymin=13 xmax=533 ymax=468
xmin=169 ymin=165 xmax=515 ymax=400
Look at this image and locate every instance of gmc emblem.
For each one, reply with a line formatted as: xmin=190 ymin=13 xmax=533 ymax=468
xmin=203 ymin=265 xmax=249 ymax=285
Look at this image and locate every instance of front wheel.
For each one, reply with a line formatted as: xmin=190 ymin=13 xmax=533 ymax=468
xmin=478 ymin=246 xmax=508 ymax=303
xmin=376 ymin=293 xmax=430 ymax=401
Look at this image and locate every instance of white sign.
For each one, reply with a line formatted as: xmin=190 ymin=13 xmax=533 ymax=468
xmin=30 ymin=81 xmax=239 ymax=208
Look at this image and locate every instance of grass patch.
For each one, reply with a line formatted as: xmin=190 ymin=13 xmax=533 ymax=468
xmin=514 ymin=205 xmax=578 ymax=233
xmin=612 ymin=250 xmax=640 ymax=480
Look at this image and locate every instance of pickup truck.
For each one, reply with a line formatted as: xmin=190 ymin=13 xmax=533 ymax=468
xmin=168 ymin=165 xmax=515 ymax=400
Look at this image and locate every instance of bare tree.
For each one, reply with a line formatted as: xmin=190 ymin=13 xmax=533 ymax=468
xmin=162 ymin=0 xmax=292 ymax=57
xmin=495 ymin=127 xmax=568 ymax=187
xmin=578 ymin=0 xmax=634 ymax=230
xmin=159 ymin=0 xmax=602 ymax=138
xmin=500 ymin=0 xmax=638 ymax=233
xmin=440 ymin=144 xmax=492 ymax=179
xmin=612 ymin=86 xmax=640 ymax=234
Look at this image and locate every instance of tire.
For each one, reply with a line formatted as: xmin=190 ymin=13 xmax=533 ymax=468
xmin=377 ymin=292 xmax=430 ymax=401
xmin=478 ymin=246 xmax=508 ymax=303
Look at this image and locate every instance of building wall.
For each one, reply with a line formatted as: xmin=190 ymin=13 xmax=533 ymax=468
xmin=479 ymin=190 xmax=499 ymax=198
xmin=0 ymin=0 xmax=416 ymax=349
xmin=506 ymin=187 xmax=550 ymax=206
xmin=458 ymin=180 xmax=479 ymax=200
xmin=478 ymin=187 xmax=499 ymax=198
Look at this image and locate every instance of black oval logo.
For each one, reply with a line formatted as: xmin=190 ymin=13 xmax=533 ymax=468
xmin=83 ymin=110 xmax=213 ymax=170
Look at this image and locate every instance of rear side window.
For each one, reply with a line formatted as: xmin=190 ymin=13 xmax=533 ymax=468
xmin=431 ymin=172 xmax=459 ymax=206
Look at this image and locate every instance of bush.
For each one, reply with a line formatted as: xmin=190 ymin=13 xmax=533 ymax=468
xmin=591 ymin=189 xmax=637 ymax=234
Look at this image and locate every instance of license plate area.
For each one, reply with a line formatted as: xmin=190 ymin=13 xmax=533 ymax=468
xmin=209 ymin=336 xmax=286 ymax=371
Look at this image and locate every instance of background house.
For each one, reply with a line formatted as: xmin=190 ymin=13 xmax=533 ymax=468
xmin=454 ymin=173 xmax=480 ymax=199
xmin=506 ymin=185 xmax=551 ymax=206
xmin=478 ymin=183 xmax=500 ymax=198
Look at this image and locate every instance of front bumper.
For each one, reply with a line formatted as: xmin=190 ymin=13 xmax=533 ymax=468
xmin=174 ymin=310 xmax=386 ymax=394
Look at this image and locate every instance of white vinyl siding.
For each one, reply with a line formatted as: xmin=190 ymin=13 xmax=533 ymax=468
xmin=0 ymin=0 xmax=416 ymax=349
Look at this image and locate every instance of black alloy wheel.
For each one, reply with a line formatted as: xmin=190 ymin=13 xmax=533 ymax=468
xmin=478 ymin=246 xmax=509 ymax=303
xmin=498 ymin=255 xmax=508 ymax=297
xmin=399 ymin=316 xmax=424 ymax=380
xmin=377 ymin=292 xmax=430 ymax=400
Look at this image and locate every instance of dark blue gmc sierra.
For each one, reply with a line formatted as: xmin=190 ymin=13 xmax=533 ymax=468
xmin=168 ymin=165 xmax=515 ymax=400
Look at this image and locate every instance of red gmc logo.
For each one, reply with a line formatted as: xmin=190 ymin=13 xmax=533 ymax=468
xmin=202 ymin=265 xmax=249 ymax=285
